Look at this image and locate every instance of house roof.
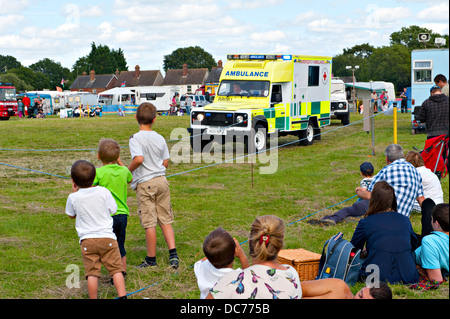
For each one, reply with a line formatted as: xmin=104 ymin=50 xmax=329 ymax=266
xmin=70 ymin=74 xmax=116 ymax=90
xmin=205 ymin=67 xmax=223 ymax=84
xmin=115 ymin=69 xmax=163 ymax=87
xmin=162 ymin=68 xmax=209 ymax=86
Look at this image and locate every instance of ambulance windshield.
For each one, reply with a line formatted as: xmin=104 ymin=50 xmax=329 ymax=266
xmin=217 ymin=80 xmax=270 ymax=97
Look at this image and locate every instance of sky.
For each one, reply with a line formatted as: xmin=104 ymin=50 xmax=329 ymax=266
xmin=0 ymin=0 xmax=448 ymax=74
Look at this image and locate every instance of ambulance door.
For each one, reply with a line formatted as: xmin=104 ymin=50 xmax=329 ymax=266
xmin=271 ymin=83 xmax=291 ymax=131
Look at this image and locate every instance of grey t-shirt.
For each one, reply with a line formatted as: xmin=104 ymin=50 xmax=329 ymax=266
xmin=129 ymin=130 xmax=170 ymax=190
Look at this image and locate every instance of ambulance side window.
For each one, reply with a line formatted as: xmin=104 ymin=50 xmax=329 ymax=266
xmin=271 ymin=84 xmax=282 ymax=106
xmin=308 ymin=66 xmax=320 ymax=87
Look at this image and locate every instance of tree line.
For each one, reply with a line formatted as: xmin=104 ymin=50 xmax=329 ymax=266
xmin=1 ymin=26 xmax=448 ymax=93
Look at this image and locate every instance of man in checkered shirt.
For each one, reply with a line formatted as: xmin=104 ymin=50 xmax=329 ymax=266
xmin=356 ymin=144 xmax=425 ymax=217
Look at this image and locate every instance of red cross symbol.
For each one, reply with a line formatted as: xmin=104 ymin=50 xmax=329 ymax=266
xmin=322 ymin=69 xmax=328 ymax=83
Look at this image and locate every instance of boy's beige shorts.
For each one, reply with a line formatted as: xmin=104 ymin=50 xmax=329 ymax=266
xmin=136 ymin=176 xmax=173 ymax=229
xmin=81 ymin=238 xmax=123 ymax=278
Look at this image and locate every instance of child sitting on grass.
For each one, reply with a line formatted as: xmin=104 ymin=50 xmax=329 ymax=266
xmin=194 ymin=227 xmax=250 ymax=299
xmin=65 ymin=160 xmax=127 ymax=299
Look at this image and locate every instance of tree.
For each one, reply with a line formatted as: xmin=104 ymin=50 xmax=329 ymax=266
xmin=0 ymin=55 xmax=22 ymax=73
xmin=8 ymin=66 xmax=51 ymax=91
xmin=0 ymin=73 xmax=33 ymax=92
xmin=73 ymin=42 xmax=128 ymax=76
xmin=163 ymin=46 xmax=216 ymax=72
xmin=390 ymin=25 xmax=449 ymax=50
xmin=29 ymin=58 xmax=71 ymax=90
xmin=369 ymin=44 xmax=411 ymax=90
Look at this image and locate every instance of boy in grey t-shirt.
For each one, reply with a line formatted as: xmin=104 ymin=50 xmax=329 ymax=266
xmin=128 ymin=103 xmax=179 ymax=269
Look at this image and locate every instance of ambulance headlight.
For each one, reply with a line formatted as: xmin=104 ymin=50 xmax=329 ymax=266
xmin=196 ymin=113 xmax=205 ymax=121
xmin=338 ymin=103 xmax=344 ymax=109
xmin=236 ymin=115 xmax=244 ymax=123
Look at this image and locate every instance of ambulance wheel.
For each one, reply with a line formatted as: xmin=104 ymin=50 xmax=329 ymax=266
xmin=248 ymin=124 xmax=267 ymax=153
xmin=299 ymin=122 xmax=314 ymax=146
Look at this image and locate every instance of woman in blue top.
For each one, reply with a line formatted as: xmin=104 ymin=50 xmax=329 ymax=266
xmin=351 ymin=181 xmax=420 ymax=284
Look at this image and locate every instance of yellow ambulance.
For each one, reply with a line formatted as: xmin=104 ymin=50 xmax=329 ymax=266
xmin=187 ymin=54 xmax=332 ymax=152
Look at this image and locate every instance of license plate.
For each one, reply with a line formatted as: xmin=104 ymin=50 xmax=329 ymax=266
xmin=207 ymin=127 xmax=226 ymax=135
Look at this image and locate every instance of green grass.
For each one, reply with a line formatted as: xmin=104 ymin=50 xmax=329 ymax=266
xmin=0 ymin=112 xmax=448 ymax=299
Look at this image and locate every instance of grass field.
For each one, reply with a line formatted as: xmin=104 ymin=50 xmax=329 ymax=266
xmin=0 ymin=112 xmax=448 ymax=299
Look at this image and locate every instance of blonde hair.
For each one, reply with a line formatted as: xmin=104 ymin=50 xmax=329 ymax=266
xmin=249 ymin=215 xmax=285 ymax=262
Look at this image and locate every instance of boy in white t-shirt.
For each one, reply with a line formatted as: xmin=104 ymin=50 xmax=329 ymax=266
xmin=65 ymin=160 xmax=127 ymax=299
xmin=128 ymin=102 xmax=179 ymax=269
xmin=194 ymin=227 xmax=250 ymax=299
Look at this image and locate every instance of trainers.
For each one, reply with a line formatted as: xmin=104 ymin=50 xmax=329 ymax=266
xmin=307 ymin=218 xmax=336 ymax=226
xmin=136 ymin=260 xmax=157 ymax=268
xmin=169 ymin=257 xmax=179 ymax=269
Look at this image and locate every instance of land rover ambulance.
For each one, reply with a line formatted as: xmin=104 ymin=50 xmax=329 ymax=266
xmin=187 ymin=54 xmax=332 ymax=152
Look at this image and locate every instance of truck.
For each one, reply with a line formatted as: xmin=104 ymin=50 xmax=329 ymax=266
xmin=0 ymin=83 xmax=18 ymax=120
xmin=330 ymin=78 xmax=350 ymax=125
xmin=410 ymin=48 xmax=449 ymax=134
xmin=187 ymin=54 xmax=332 ymax=152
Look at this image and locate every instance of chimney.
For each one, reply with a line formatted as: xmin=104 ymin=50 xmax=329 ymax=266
xmin=115 ymin=69 xmax=120 ymax=77
xmin=218 ymin=60 xmax=223 ymax=68
xmin=134 ymin=65 xmax=140 ymax=79
xmin=182 ymin=63 xmax=188 ymax=77
xmin=90 ymin=70 xmax=95 ymax=82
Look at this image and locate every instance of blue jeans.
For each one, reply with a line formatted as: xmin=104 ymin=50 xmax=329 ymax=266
xmin=112 ymin=214 xmax=128 ymax=257
xmin=323 ymin=199 xmax=369 ymax=223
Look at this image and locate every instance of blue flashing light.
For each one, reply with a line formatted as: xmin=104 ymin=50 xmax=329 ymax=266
xmin=206 ymin=113 xmax=211 ymax=117
xmin=282 ymin=55 xmax=292 ymax=61
xmin=227 ymin=113 xmax=232 ymax=118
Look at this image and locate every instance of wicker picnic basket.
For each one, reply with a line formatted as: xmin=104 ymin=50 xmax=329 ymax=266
xmin=278 ymin=248 xmax=321 ymax=281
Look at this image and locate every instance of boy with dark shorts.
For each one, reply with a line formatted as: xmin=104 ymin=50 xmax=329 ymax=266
xmin=128 ymin=102 xmax=179 ymax=269
xmin=66 ymin=160 xmax=127 ymax=299
xmin=94 ymin=138 xmax=133 ymax=277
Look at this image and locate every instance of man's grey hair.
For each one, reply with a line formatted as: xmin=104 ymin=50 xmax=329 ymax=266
xmin=385 ymin=144 xmax=404 ymax=162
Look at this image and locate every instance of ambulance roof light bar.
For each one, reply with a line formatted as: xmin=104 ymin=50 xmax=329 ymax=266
xmin=227 ymin=54 xmax=292 ymax=61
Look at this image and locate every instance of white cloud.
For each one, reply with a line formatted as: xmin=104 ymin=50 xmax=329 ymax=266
xmin=228 ymin=0 xmax=284 ymax=10
xmin=418 ymin=3 xmax=449 ymax=22
xmin=0 ymin=0 xmax=29 ymax=14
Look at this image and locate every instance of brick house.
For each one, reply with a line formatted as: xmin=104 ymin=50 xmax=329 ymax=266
xmin=162 ymin=64 xmax=209 ymax=95
xmin=114 ymin=65 xmax=164 ymax=87
xmin=69 ymin=70 xmax=117 ymax=94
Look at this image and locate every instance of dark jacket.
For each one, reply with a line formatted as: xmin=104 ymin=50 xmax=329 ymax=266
xmin=417 ymin=94 xmax=449 ymax=138
xmin=350 ymin=211 xmax=419 ymax=284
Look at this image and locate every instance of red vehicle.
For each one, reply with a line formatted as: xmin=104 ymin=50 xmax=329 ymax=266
xmin=0 ymin=83 xmax=18 ymax=120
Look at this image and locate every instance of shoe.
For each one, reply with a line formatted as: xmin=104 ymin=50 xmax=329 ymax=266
xmin=169 ymin=256 xmax=179 ymax=269
xmin=306 ymin=218 xmax=336 ymax=226
xmin=136 ymin=260 xmax=157 ymax=268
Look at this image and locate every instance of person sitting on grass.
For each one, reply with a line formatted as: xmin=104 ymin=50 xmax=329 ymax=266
xmin=413 ymin=203 xmax=449 ymax=289
xmin=350 ymin=181 xmax=420 ymax=284
xmin=307 ymin=162 xmax=375 ymax=226
xmin=194 ymin=227 xmax=250 ymax=299
xmin=207 ymin=215 xmax=302 ymax=299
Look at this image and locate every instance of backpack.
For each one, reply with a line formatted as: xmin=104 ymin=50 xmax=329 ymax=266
xmin=316 ymin=232 xmax=362 ymax=286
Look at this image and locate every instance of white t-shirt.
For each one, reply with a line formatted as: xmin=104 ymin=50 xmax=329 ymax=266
xmin=413 ymin=166 xmax=444 ymax=211
xmin=129 ymin=130 xmax=170 ymax=190
xmin=194 ymin=259 xmax=241 ymax=299
xmin=65 ymin=186 xmax=118 ymax=243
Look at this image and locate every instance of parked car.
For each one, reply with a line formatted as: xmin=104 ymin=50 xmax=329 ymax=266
xmin=180 ymin=94 xmax=209 ymax=110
